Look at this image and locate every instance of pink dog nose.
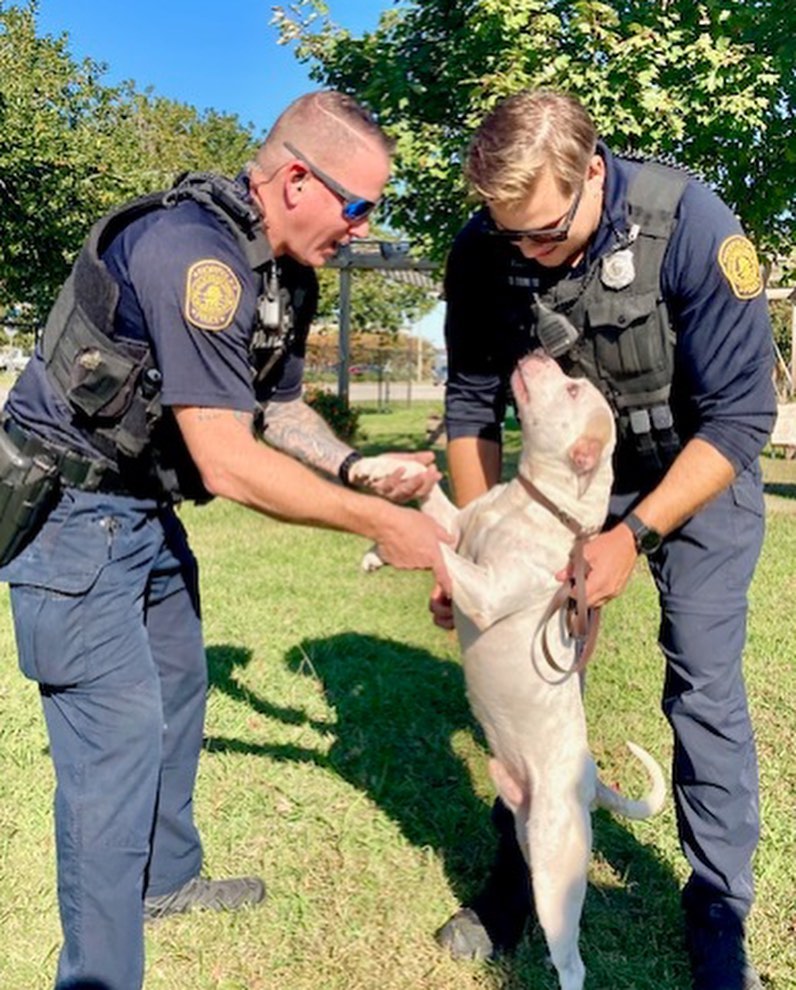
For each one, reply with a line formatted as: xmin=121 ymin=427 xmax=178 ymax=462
xmin=517 ymin=350 xmax=554 ymax=374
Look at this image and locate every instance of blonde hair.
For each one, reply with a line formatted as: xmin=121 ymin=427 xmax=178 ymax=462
xmin=465 ymin=90 xmax=597 ymax=207
xmin=258 ymin=91 xmax=393 ymax=173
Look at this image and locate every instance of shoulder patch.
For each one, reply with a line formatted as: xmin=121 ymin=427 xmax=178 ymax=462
xmin=717 ymin=236 xmax=763 ymax=300
xmin=184 ymin=260 xmax=242 ymax=331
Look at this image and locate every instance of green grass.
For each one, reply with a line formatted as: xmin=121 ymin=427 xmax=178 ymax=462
xmin=1 ymin=403 xmax=795 ymax=989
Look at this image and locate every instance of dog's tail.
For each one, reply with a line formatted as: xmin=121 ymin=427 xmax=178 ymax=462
xmin=594 ymin=741 xmax=666 ymax=820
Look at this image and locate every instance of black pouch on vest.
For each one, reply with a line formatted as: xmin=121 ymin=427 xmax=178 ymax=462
xmin=0 ymin=427 xmax=60 ymax=567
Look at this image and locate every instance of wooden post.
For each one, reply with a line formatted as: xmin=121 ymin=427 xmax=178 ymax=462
xmin=790 ymin=292 xmax=796 ymax=398
xmin=337 ymin=267 xmax=351 ymax=405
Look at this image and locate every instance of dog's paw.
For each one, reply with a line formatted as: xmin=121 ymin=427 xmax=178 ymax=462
xmin=361 ymin=546 xmax=385 ymax=572
xmin=349 ymin=454 xmax=426 ymax=486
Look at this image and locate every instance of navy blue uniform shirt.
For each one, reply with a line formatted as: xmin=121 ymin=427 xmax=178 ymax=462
xmin=6 ymin=181 xmax=317 ymax=466
xmin=444 ymin=144 xmax=776 ymax=484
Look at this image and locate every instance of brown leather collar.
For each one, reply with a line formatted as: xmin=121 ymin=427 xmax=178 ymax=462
xmin=517 ymin=472 xmax=592 ymax=538
xmin=517 ymin=472 xmax=601 ymax=677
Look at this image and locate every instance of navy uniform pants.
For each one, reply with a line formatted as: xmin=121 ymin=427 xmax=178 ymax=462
xmin=609 ymin=461 xmax=764 ymax=920
xmin=1 ymin=489 xmax=207 ymax=990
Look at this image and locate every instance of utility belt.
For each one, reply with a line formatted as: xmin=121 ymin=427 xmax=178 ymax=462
xmin=0 ymin=416 xmax=121 ymax=567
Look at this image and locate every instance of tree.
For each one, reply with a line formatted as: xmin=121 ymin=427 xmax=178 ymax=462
xmin=1 ymin=2 xmax=122 ymax=317
xmin=315 ymin=265 xmax=438 ymax=333
xmin=0 ymin=1 xmax=437 ymax=336
xmin=274 ymin=0 xmax=794 ymax=270
xmin=0 ymin=2 xmax=258 ymax=321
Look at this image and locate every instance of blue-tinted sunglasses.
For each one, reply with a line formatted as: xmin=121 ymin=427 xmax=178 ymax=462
xmin=283 ymin=141 xmax=378 ymax=223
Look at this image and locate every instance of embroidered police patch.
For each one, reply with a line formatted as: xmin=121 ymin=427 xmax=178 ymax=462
xmin=184 ymin=260 xmax=241 ymax=330
xmin=717 ymin=236 xmax=763 ymax=300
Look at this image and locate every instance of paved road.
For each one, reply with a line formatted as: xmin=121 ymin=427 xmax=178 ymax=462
xmin=1 ymin=380 xmax=446 ymax=412
xmin=348 ymin=380 xmax=444 ymax=403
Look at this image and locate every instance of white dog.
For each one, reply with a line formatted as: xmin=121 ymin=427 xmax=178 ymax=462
xmin=357 ymin=352 xmax=665 ymax=990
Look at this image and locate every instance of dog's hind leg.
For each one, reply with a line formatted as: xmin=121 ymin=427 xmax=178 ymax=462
xmin=487 ymin=756 xmax=530 ymax=855
xmin=525 ymin=761 xmax=595 ymax=990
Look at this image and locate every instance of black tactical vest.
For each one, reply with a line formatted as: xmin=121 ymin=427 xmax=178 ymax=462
xmin=40 ymin=172 xmax=292 ymax=501
xmin=538 ymin=162 xmax=689 ymax=482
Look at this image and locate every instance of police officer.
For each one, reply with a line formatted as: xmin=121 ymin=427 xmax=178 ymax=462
xmin=0 ymin=91 xmax=450 ymax=990
xmin=431 ymin=90 xmax=774 ymax=990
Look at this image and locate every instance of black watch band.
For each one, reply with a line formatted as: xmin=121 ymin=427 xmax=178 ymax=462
xmin=338 ymin=451 xmax=364 ymax=488
xmin=623 ymin=511 xmax=663 ymax=556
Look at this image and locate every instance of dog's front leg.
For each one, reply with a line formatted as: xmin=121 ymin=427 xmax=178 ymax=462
xmin=361 ymin=476 xmax=460 ymax=572
xmin=420 ymin=482 xmax=460 ymax=535
xmin=442 ymin=545 xmax=549 ymax=632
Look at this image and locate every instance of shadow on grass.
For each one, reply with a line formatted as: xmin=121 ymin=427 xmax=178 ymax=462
xmin=205 ymin=637 xmax=687 ymax=989
xmin=763 ymin=480 xmax=796 ymax=500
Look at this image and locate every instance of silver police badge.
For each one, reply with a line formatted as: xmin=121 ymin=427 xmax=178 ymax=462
xmin=601 ymin=223 xmax=640 ymax=290
xmin=601 ymin=246 xmax=636 ymax=290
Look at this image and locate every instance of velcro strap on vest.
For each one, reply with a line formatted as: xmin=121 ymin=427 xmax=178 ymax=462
xmin=627 ymin=164 xmax=689 ymax=239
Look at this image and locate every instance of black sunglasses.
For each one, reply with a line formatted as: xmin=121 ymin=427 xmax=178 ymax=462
xmin=283 ymin=141 xmax=378 ymax=223
xmin=484 ymin=185 xmax=583 ymax=244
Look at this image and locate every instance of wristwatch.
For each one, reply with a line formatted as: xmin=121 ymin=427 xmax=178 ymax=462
xmin=623 ymin=512 xmax=663 ymax=556
xmin=338 ymin=450 xmax=364 ymax=488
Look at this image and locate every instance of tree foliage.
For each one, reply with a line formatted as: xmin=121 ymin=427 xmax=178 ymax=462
xmin=274 ymin=0 xmax=794 ymax=271
xmin=315 ymin=264 xmax=438 ymax=332
xmin=0 ymin=2 xmax=258 ymax=320
xmin=0 ymin=1 xmax=437 ymax=335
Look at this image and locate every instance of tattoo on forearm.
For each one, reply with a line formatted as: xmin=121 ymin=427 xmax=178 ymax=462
xmin=261 ymin=398 xmax=352 ymax=475
xmin=195 ymin=408 xmax=253 ymax=428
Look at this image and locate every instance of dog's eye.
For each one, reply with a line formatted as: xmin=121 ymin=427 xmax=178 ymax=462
xmin=566 ymin=382 xmax=580 ymax=398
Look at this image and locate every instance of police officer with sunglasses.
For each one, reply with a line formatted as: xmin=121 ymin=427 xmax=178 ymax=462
xmin=431 ymin=89 xmax=775 ymax=990
xmin=0 ymin=90 xmax=450 ymax=990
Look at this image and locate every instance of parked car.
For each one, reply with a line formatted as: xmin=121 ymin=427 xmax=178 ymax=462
xmin=0 ymin=346 xmax=30 ymax=374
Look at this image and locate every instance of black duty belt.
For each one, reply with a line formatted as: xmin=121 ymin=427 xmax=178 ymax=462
xmin=1 ymin=416 xmax=122 ymax=493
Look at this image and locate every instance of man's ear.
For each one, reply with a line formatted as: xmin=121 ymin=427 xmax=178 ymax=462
xmin=587 ymin=153 xmax=606 ymax=185
xmin=285 ymin=164 xmax=306 ymax=205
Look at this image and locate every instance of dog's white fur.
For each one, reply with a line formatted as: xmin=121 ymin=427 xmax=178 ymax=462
xmin=358 ymin=353 xmax=665 ymax=990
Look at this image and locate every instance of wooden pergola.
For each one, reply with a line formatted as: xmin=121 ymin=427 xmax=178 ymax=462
xmin=325 ymin=239 xmax=440 ymax=404
xmin=767 ymin=286 xmax=796 ymax=398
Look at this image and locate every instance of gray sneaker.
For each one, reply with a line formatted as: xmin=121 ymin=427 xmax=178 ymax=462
xmin=144 ymin=875 xmax=266 ymax=922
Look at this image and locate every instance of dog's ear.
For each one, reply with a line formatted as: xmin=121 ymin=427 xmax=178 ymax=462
xmin=569 ymin=435 xmax=604 ymax=477
xmin=568 ymin=408 xmax=615 ymax=494
xmin=569 ymin=436 xmax=605 ymax=498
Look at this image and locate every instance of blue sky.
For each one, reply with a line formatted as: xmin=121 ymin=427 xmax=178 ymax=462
xmin=35 ymin=0 xmax=382 ymax=135
xmin=32 ymin=0 xmax=446 ymax=345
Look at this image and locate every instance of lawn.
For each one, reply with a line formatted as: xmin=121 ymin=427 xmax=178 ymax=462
xmin=1 ymin=401 xmax=795 ymax=989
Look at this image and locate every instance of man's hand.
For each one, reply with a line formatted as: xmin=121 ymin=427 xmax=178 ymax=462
xmin=555 ymin=524 xmax=638 ymax=609
xmin=348 ymin=451 xmax=441 ymax=503
xmin=429 ymin=582 xmax=455 ymax=630
xmin=375 ymin=507 xmax=453 ymax=595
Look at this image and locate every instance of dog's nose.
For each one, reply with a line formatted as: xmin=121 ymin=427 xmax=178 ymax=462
xmin=518 ymin=350 xmax=551 ymax=371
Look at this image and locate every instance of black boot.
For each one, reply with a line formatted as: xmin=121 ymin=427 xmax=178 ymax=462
xmin=682 ymin=883 xmax=762 ymax=990
xmin=436 ymin=799 xmax=533 ymax=960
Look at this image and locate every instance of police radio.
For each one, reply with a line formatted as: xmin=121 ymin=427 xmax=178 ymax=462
xmin=257 ymin=266 xmax=288 ymax=335
xmin=531 ymin=296 xmax=581 ymax=359
xmin=252 ymin=264 xmax=294 ymax=382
